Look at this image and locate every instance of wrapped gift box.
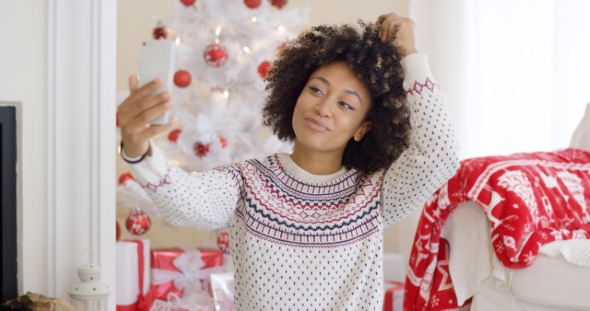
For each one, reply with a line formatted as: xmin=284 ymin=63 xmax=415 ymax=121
xmin=116 ymin=239 xmax=151 ymax=311
xmin=210 ymin=272 xmax=235 ymax=311
xmin=149 ymin=292 xmax=216 ymax=311
xmin=151 ymin=247 xmax=225 ymax=301
xmin=383 ymin=281 xmax=404 ymax=311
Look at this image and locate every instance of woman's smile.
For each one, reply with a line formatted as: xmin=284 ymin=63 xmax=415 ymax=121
xmin=305 ymin=117 xmax=330 ymax=131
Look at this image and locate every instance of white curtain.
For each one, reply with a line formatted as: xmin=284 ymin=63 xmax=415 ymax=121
xmin=394 ymin=0 xmax=590 ymax=265
xmin=409 ymin=0 xmax=590 ymax=159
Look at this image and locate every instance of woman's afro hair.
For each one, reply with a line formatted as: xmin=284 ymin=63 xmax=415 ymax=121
xmin=262 ymin=21 xmax=412 ymax=175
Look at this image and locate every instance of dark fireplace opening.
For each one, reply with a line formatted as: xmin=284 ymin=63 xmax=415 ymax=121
xmin=0 ymin=106 xmax=17 ymax=303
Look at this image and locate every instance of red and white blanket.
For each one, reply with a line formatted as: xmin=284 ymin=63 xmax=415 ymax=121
xmin=403 ymin=148 xmax=590 ymax=311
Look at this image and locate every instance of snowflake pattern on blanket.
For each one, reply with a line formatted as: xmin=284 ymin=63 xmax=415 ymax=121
xmin=404 ymin=148 xmax=590 ymax=311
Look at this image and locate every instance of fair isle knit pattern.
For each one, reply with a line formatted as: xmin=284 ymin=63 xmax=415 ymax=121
xmin=222 ymin=154 xmax=382 ymax=248
xmin=128 ymin=53 xmax=460 ymax=310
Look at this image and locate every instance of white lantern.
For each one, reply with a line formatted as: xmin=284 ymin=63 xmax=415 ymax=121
xmin=68 ymin=263 xmax=111 ymax=311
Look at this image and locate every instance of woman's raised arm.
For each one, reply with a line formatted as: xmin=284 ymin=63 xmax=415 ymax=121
xmin=377 ymin=14 xmax=460 ymax=227
xmin=126 ymin=141 xmax=243 ymax=230
xmin=119 ymin=75 xmax=242 ymax=229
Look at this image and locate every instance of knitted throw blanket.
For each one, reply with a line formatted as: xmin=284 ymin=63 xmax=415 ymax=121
xmin=404 ymin=148 xmax=590 ymax=311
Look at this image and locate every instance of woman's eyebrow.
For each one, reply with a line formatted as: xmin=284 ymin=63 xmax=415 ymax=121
xmin=344 ymin=89 xmax=362 ymax=105
xmin=311 ymin=76 xmax=330 ymax=85
xmin=310 ymin=76 xmax=362 ymax=104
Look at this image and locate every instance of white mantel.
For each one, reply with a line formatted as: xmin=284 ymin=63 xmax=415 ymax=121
xmin=0 ymin=1 xmax=117 ymax=309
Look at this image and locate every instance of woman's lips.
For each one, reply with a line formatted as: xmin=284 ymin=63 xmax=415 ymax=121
xmin=305 ymin=118 xmax=329 ymax=131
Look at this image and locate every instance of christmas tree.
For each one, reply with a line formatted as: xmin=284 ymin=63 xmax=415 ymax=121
xmin=117 ymin=0 xmax=308 ymax=219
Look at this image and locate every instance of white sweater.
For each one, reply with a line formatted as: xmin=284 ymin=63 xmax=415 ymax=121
xmin=128 ymin=53 xmax=460 ymax=310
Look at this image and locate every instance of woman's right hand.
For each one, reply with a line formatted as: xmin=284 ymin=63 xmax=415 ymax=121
xmin=376 ymin=12 xmax=418 ymax=57
xmin=117 ymin=75 xmax=175 ymax=158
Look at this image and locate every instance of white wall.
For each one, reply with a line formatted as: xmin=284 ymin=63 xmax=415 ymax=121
xmin=551 ymin=1 xmax=590 ymax=148
xmin=1 ymin=1 xmax=117 ymax=308
xmin=46 ymin=1 xmax=117 ymax=306
xmin=411 ymin=0 xmax=590 ymax=159
xmin=0 ymin=1 xmax=48 ymax=295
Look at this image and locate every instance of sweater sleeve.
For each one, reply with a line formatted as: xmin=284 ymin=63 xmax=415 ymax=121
xmin=380 ymin=53 xmax=460 ymax=228
xmin=126 ymin=141 xmax=243 ymax=230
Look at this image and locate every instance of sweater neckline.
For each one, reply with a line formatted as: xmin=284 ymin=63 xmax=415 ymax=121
xmin=275 ymin=153 xmax=353 ymax=185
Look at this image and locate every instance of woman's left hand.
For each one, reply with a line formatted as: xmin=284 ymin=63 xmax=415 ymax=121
xmin=376 ymin=12 xmax=418 ymax=57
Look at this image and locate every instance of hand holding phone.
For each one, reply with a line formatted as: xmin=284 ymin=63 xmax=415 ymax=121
xmin=117 ymin=40 xmax=177 ymax=158
xmin=138 ymin=40 xmax=176 ymax=125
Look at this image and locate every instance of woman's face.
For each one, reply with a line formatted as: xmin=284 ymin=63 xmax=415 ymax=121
xmin=292 ymin=61 xmax=373 ymax=154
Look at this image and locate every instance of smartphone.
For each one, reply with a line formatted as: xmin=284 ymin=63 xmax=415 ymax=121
xmin=137 ymin=40 xmax=176 ymax=125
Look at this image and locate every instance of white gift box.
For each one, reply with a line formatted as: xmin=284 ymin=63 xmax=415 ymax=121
xmin=222 ymin=254 xmax=233 ymax=273
xmin=383 ymin=252 xmax=404 ymax=282
xmin=116 ymin=239 xmax=151 ymax=306
xmin=211 ymin=272 xmax=234 ymax=311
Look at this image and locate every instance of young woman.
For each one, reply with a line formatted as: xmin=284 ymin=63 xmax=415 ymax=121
xmin=118 ymin=12 xmax=459 ymax=310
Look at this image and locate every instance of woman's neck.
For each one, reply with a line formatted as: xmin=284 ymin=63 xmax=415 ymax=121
xmin=290 ymin=141 xmax=344 ymax=175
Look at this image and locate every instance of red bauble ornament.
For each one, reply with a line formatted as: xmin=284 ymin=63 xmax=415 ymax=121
xmin=118 ymin=172 xmax=134 ymax=185
xmin=168 ymin=129 xmax=181 ymax=142
xmin=180 ymin=0 xmax=196 ymax=6
xmin=204 ymin=44 xmax=228 ymax=67
xmin=219 ymin=135 xmax=228 ymax=148
xmin=193 ymin=142 xmax=211 ymax=158
xmin=217 ymin=230 xmax=230 ymax=254
xmin=270 ymin=0 xmax=287 ymax=9
xmin=244 ymin=0 xmax=261 ymax=9
xmin=126 ymin=208 xmax=151 ymax=236
xmin=174 ymin=69 xmax=191 ymax=87
xmin=257 ymin=60 xmax=272 ymax=79
xmin=153 ymin=25 xmax=167 ymax=40
xmin=116 ymin=221 xmax=121 ymax=241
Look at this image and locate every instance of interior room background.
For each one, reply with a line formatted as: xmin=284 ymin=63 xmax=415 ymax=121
xmin=1 ymin=0 xmax=589 ymax=306
xmin=115 ymin=0 xmax=590 ymax=271
xmin=114 ymin=0 xmax=412 ymax=265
